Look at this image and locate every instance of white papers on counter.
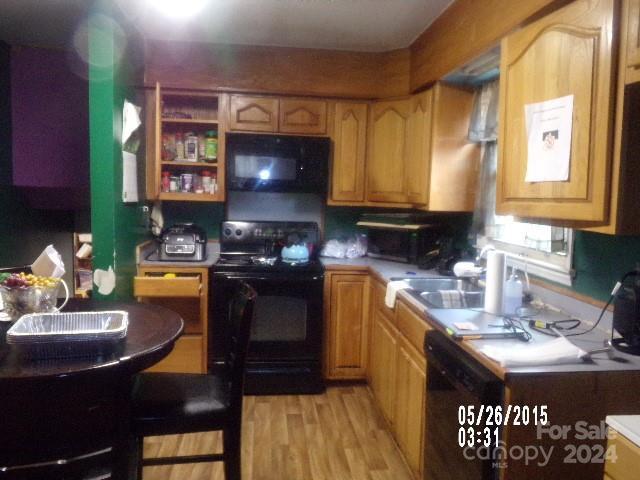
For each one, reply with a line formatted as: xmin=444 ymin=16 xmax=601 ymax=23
xmin=524 ymin=94 xmax=574 ymax=183
xmin=385 ymin=280 xmax=410 ymax=308
xmin=479 ymin=336 xmax=587 ymax=368
xmin=31 ymin=245 xmax=65 ymax=278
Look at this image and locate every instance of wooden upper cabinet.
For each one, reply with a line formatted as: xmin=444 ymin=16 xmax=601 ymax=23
xmin=627 ymin=0 xmax=640 ymax=70
xmin=367 ymin=99 xmax=411 ymax=203
xmin=228 ymin=95 xmax=278 ymax=132
xmin=405 ymin=91 xmax=433 ymax=205
xmin=496 ymin=0 xmax=616 ymax=222
xmin=279 ymin=99 xmax=327 ymax=134
xmin=330 ymin=102 xmax=368 ymax=203
xmin=427 ymin=84 xmax=479 ymax=212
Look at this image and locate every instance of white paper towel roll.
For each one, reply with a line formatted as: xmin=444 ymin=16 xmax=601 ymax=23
xmin=484 ymin=251 xmax=506 ymax=314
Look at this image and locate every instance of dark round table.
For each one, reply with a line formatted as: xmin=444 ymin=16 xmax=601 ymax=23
xmin=0 ymin=300 xmax=184 ymax=479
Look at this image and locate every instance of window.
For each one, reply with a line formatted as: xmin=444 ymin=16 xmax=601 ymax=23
xmin=481 ymin=216 xmax=574 ymax=286
xmin=465 ymin=78 xmax=574 ymax=286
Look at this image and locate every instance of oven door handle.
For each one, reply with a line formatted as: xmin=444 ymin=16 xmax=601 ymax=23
xmin=214 ymin=274 xmax=323 ymax=282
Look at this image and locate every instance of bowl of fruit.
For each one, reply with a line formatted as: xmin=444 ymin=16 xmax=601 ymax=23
xmin=0 ymin=273 xmax=69 ymax=321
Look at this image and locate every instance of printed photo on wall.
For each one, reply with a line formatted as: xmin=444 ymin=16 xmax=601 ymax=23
xmin=524 ymin=94 xmax=574 ymax=183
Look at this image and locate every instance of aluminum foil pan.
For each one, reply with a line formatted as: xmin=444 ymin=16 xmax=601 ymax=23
xmin=6 ymin=311 xmax=128 ymax=359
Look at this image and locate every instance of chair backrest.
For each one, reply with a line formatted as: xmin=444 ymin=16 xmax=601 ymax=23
xmin=224 ymin=281 xmax=256 ymax=411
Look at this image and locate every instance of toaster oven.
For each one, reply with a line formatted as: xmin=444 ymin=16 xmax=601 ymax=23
xmin=159 ymin=223 xmax=207 ymax=261
xmin=359 ymin=222 xmax=440 ymax=264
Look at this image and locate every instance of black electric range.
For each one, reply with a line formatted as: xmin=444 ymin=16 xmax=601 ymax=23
xmin=210 ymin=221 xmax=325 ymax=395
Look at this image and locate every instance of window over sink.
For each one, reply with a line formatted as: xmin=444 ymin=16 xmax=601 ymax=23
xmin=462 ymin=76 xmax=574 ymax=286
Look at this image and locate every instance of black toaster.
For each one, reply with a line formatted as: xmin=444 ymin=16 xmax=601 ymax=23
xmin=159 ymin=223 xmax=207 ymax=261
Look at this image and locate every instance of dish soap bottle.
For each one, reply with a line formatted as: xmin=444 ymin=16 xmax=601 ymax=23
xmin=503 ymin=271 xmax=523 ymax=315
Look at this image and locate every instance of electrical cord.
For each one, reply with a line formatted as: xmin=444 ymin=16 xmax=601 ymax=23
xmin=528 ymin=270 xmax=638 ymax=338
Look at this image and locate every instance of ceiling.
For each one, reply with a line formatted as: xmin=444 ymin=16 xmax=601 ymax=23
xmin=0 ymin=0 xmax=453 ymax=52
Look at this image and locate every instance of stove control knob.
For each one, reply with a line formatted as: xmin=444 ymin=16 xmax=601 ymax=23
xmin=235 ymin=229 xmax=243 ymax=237
xmin=223 ymin=228 xmax=232 ymax=237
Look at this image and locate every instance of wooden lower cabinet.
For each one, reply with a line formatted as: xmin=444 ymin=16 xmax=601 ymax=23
xmin=605 ymin=428 xmax=640 ymax=480
xmin=324 ymin=272 xmax=370 ymax=379
xmin=394 ymin=333 xmax=427 ymax=478
xmin=369 ymin=308 xmax=399 ymax=424
xmin=134 ymin=266 xmax=209 ymax=373
xmin=366 ymin=281 xmax=429 ymax=480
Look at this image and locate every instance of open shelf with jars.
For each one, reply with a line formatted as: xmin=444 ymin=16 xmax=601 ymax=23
xmin=146 ymin=83 xmax=226 ymax=202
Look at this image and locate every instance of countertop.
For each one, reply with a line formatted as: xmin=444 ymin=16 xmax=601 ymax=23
xmin=321 ymin=256 xmax=640 ymax=379
xmin=606 ymin=415 xmax=640 ymax=447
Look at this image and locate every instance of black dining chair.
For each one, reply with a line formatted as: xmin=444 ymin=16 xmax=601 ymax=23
xmin=130 ymin=281 xmax=256 ymax=480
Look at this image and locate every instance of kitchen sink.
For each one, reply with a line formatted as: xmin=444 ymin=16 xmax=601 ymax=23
xmin=392 ymin=277 xmax=484 ymax=309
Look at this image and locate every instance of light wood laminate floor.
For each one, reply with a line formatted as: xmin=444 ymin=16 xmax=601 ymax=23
xmin=142 ymin=385 xmax=414 ymax=480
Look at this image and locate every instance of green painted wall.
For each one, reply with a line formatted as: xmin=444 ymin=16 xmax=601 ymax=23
xmin=572 ymin=231 xmax=640 ymax=302
xmin=89 ymin=6 xmax=149 ymax=300
xmin=162 ymin=203 xmax=225 ymax=238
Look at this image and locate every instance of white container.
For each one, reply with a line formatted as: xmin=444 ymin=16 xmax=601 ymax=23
xmin=503 ymin=272 xmax=523 ymax=315
xmin=484 ymin=251 xmax=506 ymax=314
xmin=185 ymin=135 xmax=198 ymax=162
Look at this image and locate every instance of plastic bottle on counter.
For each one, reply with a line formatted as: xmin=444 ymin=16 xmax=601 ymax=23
xmin=503 ymin=271 xmax=523 ymax=315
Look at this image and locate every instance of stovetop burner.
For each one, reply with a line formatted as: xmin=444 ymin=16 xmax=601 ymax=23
xmin=216 ymin=256 xmax=278 ymax=266
xmin=215 ymin=220 xmax=324 ymax=274
xmin=216 ymin=255 xmax=318 ymax=269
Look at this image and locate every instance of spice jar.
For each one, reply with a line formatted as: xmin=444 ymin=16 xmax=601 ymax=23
xmin=211 ymin=172 xmax=218 ymax=194
xmin=185 ymin=133 xmax=198 ymax=162
xmin=175 ymin=133 xmax=185 ymax=160
xmin=169 ymin=176 xmax=179 ymax=192
xmin=161 ymin=134 xmax=176 ymax=161
xmin=198 ymin=134 xmax=206 ymax=161
xmin=202 ymin=170 xmax=212 ymax=194
xmin=205 ymin=130 xmax=218 ymax=162
xmin=161 ymin=171 xmax=171 ymax=192
xmin=193 ymin=174 xmax=203 ymax=194
xmin=181 ymin=173 xmax=193 ymax=192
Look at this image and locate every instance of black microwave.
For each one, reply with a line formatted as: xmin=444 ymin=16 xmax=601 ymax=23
xmin=362 ymin=223 xmax=441 ymax=264
xmin=226 ymin=133 xmax=329 ymax=193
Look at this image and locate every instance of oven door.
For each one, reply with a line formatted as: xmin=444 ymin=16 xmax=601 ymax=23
xmin=209 ymin=271 xmax=324 ymax=365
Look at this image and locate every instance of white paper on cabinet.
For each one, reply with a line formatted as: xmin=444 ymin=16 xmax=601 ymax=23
xmin=524 ymin=94 xmax=574 ymax=183
xmin=122 ymin=151 xmax=139 ymax=203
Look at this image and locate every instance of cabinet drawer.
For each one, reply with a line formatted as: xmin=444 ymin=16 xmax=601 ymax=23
xmin=373 ymin=281 xmax=395 ymax=319
xmin=134 ymin=276 xmax=201 ymax=298
xmin=146 ymin=335 xmax=203 ymax=373
xmin=396 ymin=300 xmax=430 ymax=354
xmin=605 ymin=429 xmax=640 ymax=479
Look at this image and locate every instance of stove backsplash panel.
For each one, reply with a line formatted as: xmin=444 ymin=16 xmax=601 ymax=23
xmin=227 ymin=192 xmax=323 ymax=224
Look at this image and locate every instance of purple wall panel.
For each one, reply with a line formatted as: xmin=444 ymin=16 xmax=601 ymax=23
xmin=10 ymin=46 xmax=88 ymax=189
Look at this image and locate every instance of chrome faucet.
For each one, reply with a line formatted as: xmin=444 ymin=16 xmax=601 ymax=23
xmin=475 ymin=244 xmax=496 ymax=264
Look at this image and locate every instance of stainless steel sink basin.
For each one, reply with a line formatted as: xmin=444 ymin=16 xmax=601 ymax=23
xmin=392 ymin=277 xmax=484 ymax=309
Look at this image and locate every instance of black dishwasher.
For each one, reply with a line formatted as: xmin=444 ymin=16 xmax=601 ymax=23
xmin=424 ymin=330 xmax=503 ymax=480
